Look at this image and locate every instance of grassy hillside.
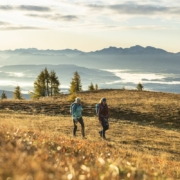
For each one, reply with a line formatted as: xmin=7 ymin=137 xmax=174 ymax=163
xmin=0 ymin=89 xmax=180 ymax=179
xmin=1 ymin=89 xmax=180 ymax=130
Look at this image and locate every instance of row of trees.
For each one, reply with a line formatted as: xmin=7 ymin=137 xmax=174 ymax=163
xmin=69 ymin=71 xmax=98 ymax=93
xmin=1 ymin=70 xmax=86 ymax=100
xmin=1 ymin=68 xmax=144 ymax=100
xmin=68 ymin=71 xmax=144 ymax=93
xmin=121 ymin=83 xmax=144 ymax=91
xmin=88 ymin=83 xmax=98 ymax=91
xmin=1 ymin=86 xmax=23 ymax=100
xmin=31 ymin=69 xmax=97 ymax=99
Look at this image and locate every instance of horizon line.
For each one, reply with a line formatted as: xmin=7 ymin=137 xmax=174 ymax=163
xmin=0 ymin=45 xmax=179 ymax=54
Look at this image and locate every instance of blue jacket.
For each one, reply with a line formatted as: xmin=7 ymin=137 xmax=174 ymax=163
xmin=72 ymin=103 xmax=82 ymax=120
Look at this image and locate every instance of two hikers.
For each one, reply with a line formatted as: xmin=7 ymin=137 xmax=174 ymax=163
xmin=71 ymin=97 xmax=109 ymax=140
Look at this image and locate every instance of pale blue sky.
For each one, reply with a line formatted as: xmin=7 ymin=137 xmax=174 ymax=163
xmin=0 ymin=0 xmax=180 ymax=52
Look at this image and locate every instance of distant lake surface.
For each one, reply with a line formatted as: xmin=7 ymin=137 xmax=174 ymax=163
xmin=103 ymin=69 xmax=180 ymax=93
xmin=0 ymin=68 xmax=180 ymax=95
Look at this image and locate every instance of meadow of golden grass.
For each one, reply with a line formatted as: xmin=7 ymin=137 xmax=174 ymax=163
xmin=0 ymin=90 xmax=180 ymax=179
xmin=0 ymin=112 xmax=180 ymax=180
xmin=1 ymin=89 xmax=180 ymax=129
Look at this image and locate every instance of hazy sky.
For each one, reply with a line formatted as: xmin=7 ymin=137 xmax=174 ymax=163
xmin=0 ymin=0 xmax=180 ymax=52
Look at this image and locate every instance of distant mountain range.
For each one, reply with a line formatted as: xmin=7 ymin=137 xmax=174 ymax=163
xmin=89 ymin=45 xmax=173 ymax=55
xmin=0 ymin=45 xmax=178 ymax=55
xmin=0 ymin=45 xmax=179 ymax=73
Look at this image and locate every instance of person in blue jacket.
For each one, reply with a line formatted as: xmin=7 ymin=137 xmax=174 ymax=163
xmin=71 ymin=97 xmax=86 ymax=139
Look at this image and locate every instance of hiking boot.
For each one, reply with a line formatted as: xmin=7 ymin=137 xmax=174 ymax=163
xmin=82 ymin=136 xmax=87 ymax=139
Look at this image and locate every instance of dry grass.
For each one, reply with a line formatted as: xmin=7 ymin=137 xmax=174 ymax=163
xmin=0 ymin=112 xmax=180 ymax=180
xmin=1 ymin=90 xmax=180 ymax=179
xmin=1 ymin=89 xmax=180 ymax=130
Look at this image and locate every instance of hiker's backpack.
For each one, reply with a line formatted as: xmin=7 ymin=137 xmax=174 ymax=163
xmin=70 ymin=103 xmax=76 ymax=114
xmin=95 ymin=103 xmax=100 ymax=115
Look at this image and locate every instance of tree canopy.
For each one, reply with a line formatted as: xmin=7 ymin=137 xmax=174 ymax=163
xmin=69 ymin=71 xmax=82 ymax=94
xmin=13 ymin=86 xmax=23 ymax=100
xmin=137 ymin=82 xmax=144 ymax=91
xmin=31 ymin=68 xmax=60 ymax=99
xmin=1 ymin=91 xmax=7 ymax=100
xmin=88 ymin=82 xmax=95 ymax=91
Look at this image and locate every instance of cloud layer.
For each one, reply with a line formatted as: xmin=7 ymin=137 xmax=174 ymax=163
xmin=26 ymin=14 xmax=78 ymax=21
xmin=18 ymin=5 xmax=51 ymax=12
xmin=88 ymin=3 xmax=180 ymax=16
xmin=1 ymin=1 xmax=180 ymax=30
xmin=0 ymin=5 xmax=51 ymax=12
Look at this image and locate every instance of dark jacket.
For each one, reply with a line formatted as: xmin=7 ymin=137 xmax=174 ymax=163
xmin=98 ymin=103 xmax=109 ymax=121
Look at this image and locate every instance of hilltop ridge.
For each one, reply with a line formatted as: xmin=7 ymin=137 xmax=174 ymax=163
xmin=1 ymin=89 xmax=180 ymax=130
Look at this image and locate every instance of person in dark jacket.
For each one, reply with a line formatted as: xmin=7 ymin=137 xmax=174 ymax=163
xmin=98 ymin=97 xmax=109 ymax=139
xmin=71 ymin=97 xmax=86 ymax=139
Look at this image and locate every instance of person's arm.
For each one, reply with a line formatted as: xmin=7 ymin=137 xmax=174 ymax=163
xmin=98 ymin=105 xmax=102 ymax=123
xmin=72 ymin=104 xmax=77 ymax=121
xmin=106 ymin=104 xmax=109 ymax=118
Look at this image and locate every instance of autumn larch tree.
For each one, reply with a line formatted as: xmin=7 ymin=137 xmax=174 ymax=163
xmin=13 ymin=86 xmax=23 ymax=100
xmin=1 ymin=91 xmax=7 ymax=100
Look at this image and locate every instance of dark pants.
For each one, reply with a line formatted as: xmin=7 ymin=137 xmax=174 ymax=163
xmin=73 ymin=117 xmax=85 ymax=137
xmin=99 ymin=118 xmax=109 ymax=138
